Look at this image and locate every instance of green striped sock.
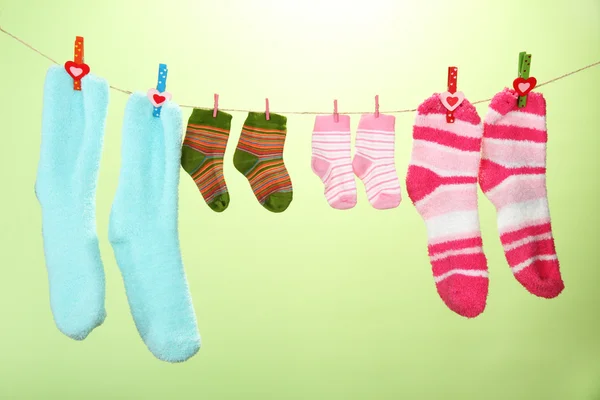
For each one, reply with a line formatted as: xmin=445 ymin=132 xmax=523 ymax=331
xmin=181 ymin=109 xmax=232 ymax=212
xmin=233 ymin=112 xmax=293 ymax=213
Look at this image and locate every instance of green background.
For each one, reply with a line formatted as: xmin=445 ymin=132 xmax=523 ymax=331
xmin=1 ymin=0 xmax=599 ymax=398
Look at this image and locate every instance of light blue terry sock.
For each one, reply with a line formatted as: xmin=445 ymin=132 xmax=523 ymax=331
xmin=34 ymin=65 xmax=109 ymax=340
xmin=109 ymin=92 xmax=201 ymax=363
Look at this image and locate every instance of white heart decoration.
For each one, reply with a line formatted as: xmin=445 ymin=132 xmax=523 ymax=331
xmin=439 ymin=91 xmax=465 ymax=112
xmin=147 ymin=88 xmax=173 ymax=107
xmin=70 ymin=67 xmax=84 ymax=78
xmin=518 ymin=82 xmax=531 ymax=93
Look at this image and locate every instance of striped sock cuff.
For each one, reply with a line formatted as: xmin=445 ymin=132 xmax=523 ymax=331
xmin=188 ymin=108 xmax=233 ymax=131
xmin=244 ymin=112 xmax=287 ymax=132
xmin=357 ymin=113 xmax=395 ymax=133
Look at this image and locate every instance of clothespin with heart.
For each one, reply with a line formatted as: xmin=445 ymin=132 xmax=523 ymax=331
xmin=64 ymin=36 xmax=90 ymax=91
xmin=440 ymin=66 xmax=465 ymax=123
xmin=513 ymin=51 xmax=537 ymax=108
xmin=147 ymin=63 xmax=172 ymax=118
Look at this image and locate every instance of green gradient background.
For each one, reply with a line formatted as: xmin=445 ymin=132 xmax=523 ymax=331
xmin=1 ymin=0 xmax=599 ymax=398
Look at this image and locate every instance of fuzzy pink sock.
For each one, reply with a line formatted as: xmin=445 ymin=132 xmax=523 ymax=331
xmin=311 ymin=115 xmax=357 ymax=209
xmin=479 ymin=89 xmax=564 ymax=298
xmin=406 ymin=94 xmax=488 ymax=318
xmin=352 ymin=114 xmax=401 ymax=209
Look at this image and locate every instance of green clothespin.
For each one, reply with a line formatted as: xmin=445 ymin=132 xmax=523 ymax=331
xmin=514 ymin=51 xmax=537 ymax=108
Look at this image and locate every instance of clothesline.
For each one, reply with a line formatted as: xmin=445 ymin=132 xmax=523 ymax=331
xmin=1 ymin=25 xmax=599 ymax=115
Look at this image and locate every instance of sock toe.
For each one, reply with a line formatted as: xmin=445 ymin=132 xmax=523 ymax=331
xmin=331 ymin=194 xmax=357 ymax=210
xmin=436 ymin=276 xmax=488 ymax=318
xmin=208 ymin=192 xmax=230 ymax=212
xmin=514 ymin=260 xmax=565 ymax=299
xmin=50 ymin=271 xmax=107 ymax=340
xmin=144 ymin=330 xmax=201 ymax=363
xmin=371 ymin=192 xmax=401 ymax=210
xmin=54 ymin=307 xmax=106 ymax=341
xmin=264 ymin=191 xmax=293 ymax=213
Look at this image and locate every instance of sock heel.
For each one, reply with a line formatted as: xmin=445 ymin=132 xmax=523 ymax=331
xmin=181 ymin=146 xmax=207 ymax=175
xmin=311 ymin=156 xmax=331 ymax=181
xmin=233 ymin=149 xmax=259 ymax=176
xmin=352 ymin=154 xmax=372 ymax=179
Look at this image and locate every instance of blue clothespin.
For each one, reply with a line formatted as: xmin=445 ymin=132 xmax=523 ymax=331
xmin=147 ymin=63 xmax=172 ymax=117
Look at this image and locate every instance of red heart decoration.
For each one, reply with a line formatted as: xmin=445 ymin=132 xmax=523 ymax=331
xmin=513 ymin=77 xmax=537 ymax=96
xmin=147 ymin=89 xmax=172 ymax=107
xmin=446 ymin=97 xmax=459 ymax=107
xmin=440 ymin=91 xmax=465 ymax=112
xmin=64 ymin=61 xmax=90 ymax=80
xmin=153 ymin=94 xmax=166 ymax=105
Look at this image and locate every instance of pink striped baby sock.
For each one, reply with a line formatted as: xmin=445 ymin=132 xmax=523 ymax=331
xmin=352 ymin=114 xmax=401 ymax=209
xmin=406 ymin=94 xmax=488 ymax=318
xmin=479 ymin=89 xmax=564 ymax=298
xmin=311 ymin=115 xmax=357 ymax=209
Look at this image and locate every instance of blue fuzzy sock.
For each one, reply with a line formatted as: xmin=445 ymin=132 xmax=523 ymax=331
xmin=35 ymin=66 xmax=109 ymax=340
xmin=109 ymin=92 xmax=200 ymax=363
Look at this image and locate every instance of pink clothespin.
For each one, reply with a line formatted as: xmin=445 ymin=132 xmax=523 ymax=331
xmin=333 ymin=99 xmax=339 ymax=123
xmin=213 ymin=93 xmax=219 ymax=118
xmin=265 ymin=98 xmax=270 ymax=120
xmin=374 ymin=95 xmax=380 ymax=118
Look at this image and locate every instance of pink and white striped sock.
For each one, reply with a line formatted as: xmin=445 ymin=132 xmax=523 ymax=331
xmin=311 ymin=115 xmax=357 ymax=209
xmin=352 ymin=114 xmax=401 ymax=209
xmin=406 ymin=94 xmax=488 ymax=318
xmin=479 ymin=88 xmax=564 ymax=299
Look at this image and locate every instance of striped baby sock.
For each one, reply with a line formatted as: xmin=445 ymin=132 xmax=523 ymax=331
xmin=479 ymin=89 xmax=564 ymax=298
xmin=311 ymin=115 xmax=357 ymax=209
xmin=406 ymin=94 xmax=488 ymax=318
xmin=181 ymin=108 xmax=231 ymax=212
xmin=352 ymin=114 xmax=401 ymax=209
xmin=233 ymin=112 xmax=293 ymax=213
